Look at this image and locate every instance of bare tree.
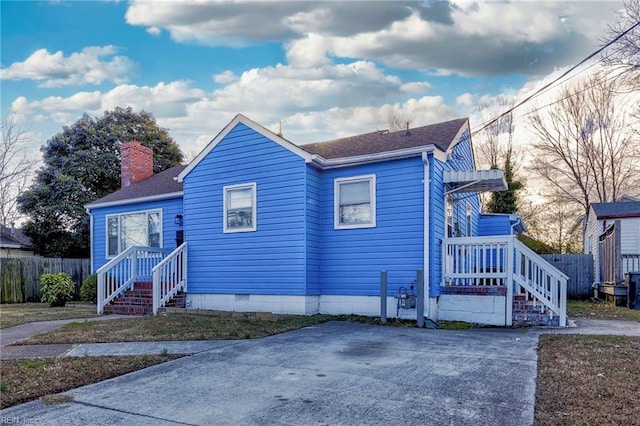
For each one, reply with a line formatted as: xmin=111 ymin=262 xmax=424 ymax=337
xmin=0 ymin=115 xmax=36 ymax=227
xmin=522 ymin=198 xmax=583 ymax=253
xmin=384 ymin=112 xmax=414 ymax=132
xmin=475 ymin=97 xmax=517 ymax=169
xmin=602 ymin=0 xmax=640 ymax=87
xmin=474 ymin=97 xmax=523 ymax=213
xmin=527 ymin=74 xmax=640 ymax=216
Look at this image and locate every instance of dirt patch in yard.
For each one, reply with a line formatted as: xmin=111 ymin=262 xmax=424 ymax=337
xmin=0 ymin=302 xmax=98 ymax=328
xmin=535 ymin=334 xmax=640 ymax=426
xmin=0 ymin=355 xmax=184 ymax=409
xmin=567 ymin=300 xmax=640 ymax=322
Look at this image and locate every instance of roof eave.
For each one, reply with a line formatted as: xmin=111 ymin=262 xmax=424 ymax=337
xmin=85 ymin=191 xmax=184 ymax=211
xmin=177 ymin=114 xmax=313 ymax=183
xmin=311 ymin=145 xmax=444 ymax=169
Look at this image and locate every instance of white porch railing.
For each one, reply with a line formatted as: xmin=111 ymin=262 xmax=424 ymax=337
xmin=96 ymin=246 xmax=172 ymax=314
xmin=152 ymin=242 xmax=188 ymax=314
xmin=443 ymin=236 xmax=568 ymax=326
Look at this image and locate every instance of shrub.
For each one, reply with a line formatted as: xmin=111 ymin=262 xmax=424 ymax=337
xmin=80 ymin=274 xmax=97 ymax=303
xmin=40 ymin=273 xmax=75 ymax=307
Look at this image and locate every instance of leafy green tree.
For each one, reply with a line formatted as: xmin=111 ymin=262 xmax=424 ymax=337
xmin=18 ymin=107 xmax=183 ymax=258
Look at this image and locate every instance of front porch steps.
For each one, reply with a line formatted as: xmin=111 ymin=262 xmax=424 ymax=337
xmin=103 ymin=282 xmax=186 ymax=315
xmin=512 ymin=294 xmax=561 ymax=327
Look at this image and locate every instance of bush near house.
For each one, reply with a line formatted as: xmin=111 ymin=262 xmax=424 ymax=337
xmin=80 ymin=274 xmax=97 ymax=303
xmin=40 ymin=273 xmax=74 ymax=307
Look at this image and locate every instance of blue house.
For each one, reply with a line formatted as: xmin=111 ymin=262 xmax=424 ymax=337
xmin=86 ymin=114 xmax=567 ymax=326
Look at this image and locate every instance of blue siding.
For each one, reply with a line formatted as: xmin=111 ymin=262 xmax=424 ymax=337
xmin=90 ymin=197 xmax=183 ymax=272
xmin=429 ymin=130 xmax=482 ymax=296
xmin=429 ymin=155 xmax=446 ymax=297
xmin=478 ymin=214 xmax=512 ymax=236
xmin=306 ymin=167 xmax=321 ymax=294
xmin=319 ymin=157 xmax=424 ymax=297
xmin=183 ymin=123 xmax=308 ymax=295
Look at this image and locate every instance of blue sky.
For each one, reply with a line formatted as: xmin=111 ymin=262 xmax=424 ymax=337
xmin=0 ymin=0 xmax=626 ymax=160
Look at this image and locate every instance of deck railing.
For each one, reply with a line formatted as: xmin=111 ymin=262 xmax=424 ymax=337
xmin=443 ymin=236 xmax=568 ymax=326
xmin=622 ymin=254 xmax=640 ymax=275
xmin=96 ymin=246 xmax=172 ymax=314
xmin=152 ymin=242 xmax=188 ymax=314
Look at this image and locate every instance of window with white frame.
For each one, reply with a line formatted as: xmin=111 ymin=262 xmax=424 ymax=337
xmin=335 ymin=175 xmax=376 ymax=229
xmin=466 ymin=202 xmax=473 ymax=236
xmin=446 ymin=194 xmax=454 ymax=238
xmin=106 ymin=210 xmax=161 ymax=257
xmin=224 ymin=183 xmax=257 ymax=233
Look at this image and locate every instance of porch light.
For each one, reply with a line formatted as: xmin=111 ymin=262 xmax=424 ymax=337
xmin=174 ymin=214 xmax=183 ymax=226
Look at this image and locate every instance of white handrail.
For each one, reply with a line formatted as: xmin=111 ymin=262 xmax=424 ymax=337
xmin=97 ymin=246 xmax=171 ymax=314
xmin=443 ymin=235 xmax=568 ymax=326
xmin=152 ymin=242 xmax=188 ymax=315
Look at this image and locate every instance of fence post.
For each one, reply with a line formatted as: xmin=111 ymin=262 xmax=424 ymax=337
xmin=380 ymin=270 xmax=387 ymax=324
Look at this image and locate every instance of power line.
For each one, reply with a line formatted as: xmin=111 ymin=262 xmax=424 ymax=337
xmin=470 ymin=19 xmax=640 ymax=137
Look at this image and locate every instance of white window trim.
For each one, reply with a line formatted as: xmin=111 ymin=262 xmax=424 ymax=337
xmin=334 ymin=174 xmax=376 ymax=230
xmin=223 ymin=182 xmax=257 ymax=233
xmin=105 ymin=208 xmax=163 ymax=258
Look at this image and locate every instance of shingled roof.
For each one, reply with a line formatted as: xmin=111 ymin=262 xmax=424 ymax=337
xmin=300 ymin=117 xmax=468 ymax=159
xmin=591 ymin=201 xmax=640 ymax=219
xmin=86 ymin=165 xmax=186 ymax=208
xmin=0 ymin=225 xmax=33 ymax=250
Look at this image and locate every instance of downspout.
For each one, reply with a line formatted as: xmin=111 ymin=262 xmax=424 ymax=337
xmin=422 ymin=151 xmax=430 ymax=319
xmin=86 ymin=207 xmax=94 ymax=273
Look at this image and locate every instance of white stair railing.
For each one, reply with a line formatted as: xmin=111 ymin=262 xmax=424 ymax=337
xmin=96 ymin=246 xmax=171 ymax=314
xmin=152 ymin=242 xmax=188 ymax=315
xmin=443 ymin=236 xmax=568 ymax=326
xmin=512 ymin=238 xmax=568 ymax=326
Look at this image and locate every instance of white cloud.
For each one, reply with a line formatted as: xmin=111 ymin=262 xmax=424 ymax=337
xmin=400 ymin=82 xmax=432 ymax=93
xmin=123 ymin=1 xmax=621 ymax=77
xmin=213 ymin=70 xmax=238 ymax=84
xmin=0 ymin=46 xmax=136 ymax=87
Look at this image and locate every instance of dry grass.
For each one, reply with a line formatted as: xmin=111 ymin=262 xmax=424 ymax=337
xmin=0 ymin=355 xmax=183 ymax=409
xmin=14 ymin=314 xmax=428 ymax=345
xmin=567 ymin=299 xmax=640 ymax=322
xmin=15 ymin=314 xmax=345 ymax=344
xmin=0 ymin=302 xmax=98 ymax=328
xmin=535 ymin=334 xmax=640 ymax=426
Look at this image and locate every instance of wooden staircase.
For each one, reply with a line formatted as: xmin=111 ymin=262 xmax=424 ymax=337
xmin=512 ymin=294 xmax=562 ymax=326
xmin=103 ymin=282 xmax=186 ymax=315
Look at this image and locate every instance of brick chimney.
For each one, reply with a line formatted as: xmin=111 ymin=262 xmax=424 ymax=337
xmin=120 ymin=141 xmax=153 ymax=188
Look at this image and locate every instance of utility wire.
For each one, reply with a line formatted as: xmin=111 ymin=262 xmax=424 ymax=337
xmin=470 ymin=19 xmax=640 ymax=137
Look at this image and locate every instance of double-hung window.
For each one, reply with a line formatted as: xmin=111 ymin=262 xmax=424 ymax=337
xmin=106 ymin=210 xmax=161 ymax=257
xmin=224 ymin=183 xmax=257 ymax=233
xmin=335 ymin=175 xmax=376 ymax=229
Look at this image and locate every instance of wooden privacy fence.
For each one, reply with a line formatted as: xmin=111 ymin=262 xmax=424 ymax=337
xmin=541 ymin=254 xmax=593 ymax=299
xmin=0 ymin=257 xmax=91 ymax=303
xmin=599 ymin=221 xmax=622 ymax=284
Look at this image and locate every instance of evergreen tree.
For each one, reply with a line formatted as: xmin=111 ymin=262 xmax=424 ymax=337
xmin=18 ymin=107 xmax=183 ymax=257
xmin=486 ymin=155 xmax=523 ymax=214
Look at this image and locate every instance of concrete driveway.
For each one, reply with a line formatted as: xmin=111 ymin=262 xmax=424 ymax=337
xmin=0 ymin=322 xmax=539 ymax=425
